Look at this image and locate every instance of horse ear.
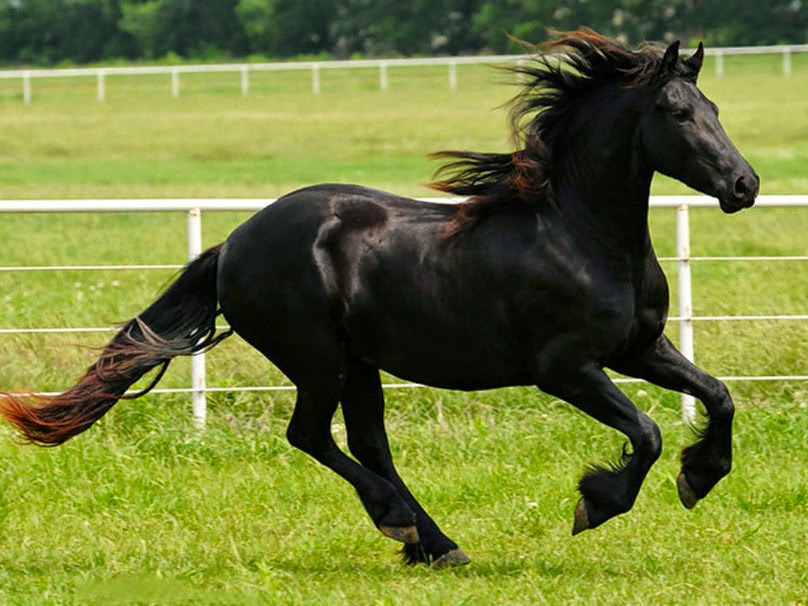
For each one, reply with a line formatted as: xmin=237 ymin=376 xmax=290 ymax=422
xmin=660 ymin=40 xmax=680 ymax=74
xmin=685 ymin=41 xmax=705 ymax=78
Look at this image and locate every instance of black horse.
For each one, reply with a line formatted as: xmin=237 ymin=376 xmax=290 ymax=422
xmin=1 ymin=31 xmax=758 ymax=568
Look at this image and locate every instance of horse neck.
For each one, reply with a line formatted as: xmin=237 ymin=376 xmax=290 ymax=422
xmin=547 ymin=90 xmax=654 ymax=254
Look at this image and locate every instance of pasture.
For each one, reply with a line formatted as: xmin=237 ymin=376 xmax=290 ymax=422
xmin=0 ymin=54 xmax=806 ymax=604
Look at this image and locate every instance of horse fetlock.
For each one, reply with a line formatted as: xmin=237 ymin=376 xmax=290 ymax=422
xmin=706 ymin=380 xmax=735 ymax=421
xmin=680 ymin=441 xmax=732 ymax=502
xmin=638 ymin=416 xmax=663 ymax=462
xmin=367 ymin=492 xmax=416 ymax=530
xmin=379 ymin=524 xmax=420 ymax=544
xmin=575 ymin=466 xmax=639 ymax=534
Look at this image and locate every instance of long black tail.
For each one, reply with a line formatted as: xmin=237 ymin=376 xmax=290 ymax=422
xmin=0 ymin=244 xmax=232 ymax=445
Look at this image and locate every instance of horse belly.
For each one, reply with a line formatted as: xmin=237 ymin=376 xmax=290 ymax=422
xmin=363 ymin=335 xmax=527 ymax=390
xmin=344 ymin=287 xmax=529 ymax=390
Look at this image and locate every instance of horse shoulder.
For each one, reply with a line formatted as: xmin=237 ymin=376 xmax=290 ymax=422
xmin=514 ymin=231 xmax=668 ymax=363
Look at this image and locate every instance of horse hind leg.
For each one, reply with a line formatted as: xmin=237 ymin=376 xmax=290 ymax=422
xmin=339 ymin=359 xmax=470 ymax=568
xmin=284 ymin=373 xmax=420 ymax=551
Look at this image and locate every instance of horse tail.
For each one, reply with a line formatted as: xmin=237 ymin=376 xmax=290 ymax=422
xmin=0 ymin=244 xmax=232 ymax=446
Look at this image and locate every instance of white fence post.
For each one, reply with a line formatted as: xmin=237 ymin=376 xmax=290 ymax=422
xmin=171 ymin=68 xmax=180 ymax=98
xmin=312 ymin=64 xmax=321 ymax=95
xmin=240 ymin=65 xmax=249 ymax=96
xmin=22 ymin=71 xmax=31 ymax=104
xmin=97 ymin=70 xmax=106 ymax=102
xmin=676 ymin=204 xmax=697 ymax=423
xmin=379 ymin=61 xmax=389 ymax=91
xmin=448 ymin=59 xmax=457 ymax=90
xmin=714 ymin=50 xmax=725 ymax=76
xmin=783 ymin=47 xmax=792 ymax=76
xmin=187 ymin=208 xmax=207 ymax=429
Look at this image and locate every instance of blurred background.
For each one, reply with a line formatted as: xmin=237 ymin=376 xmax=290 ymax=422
xmin=0 ymin=0 xmax=806 ymax=66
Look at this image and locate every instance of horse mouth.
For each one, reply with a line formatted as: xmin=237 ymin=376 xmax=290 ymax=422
xmin=719 ymin=194 xmax=756 ymax=214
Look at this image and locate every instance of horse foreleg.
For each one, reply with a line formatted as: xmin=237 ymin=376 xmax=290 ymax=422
xmin=536 ymin=363 xmax=662 ymax=534
xmin=340 ymin=359 xmax=469 ymax=568
xmin=612 ymin=334 xmax=734 ymax=509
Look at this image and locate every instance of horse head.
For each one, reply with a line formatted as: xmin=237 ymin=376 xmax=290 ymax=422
xmin=638 ymin=41 xmax=759 ymax=213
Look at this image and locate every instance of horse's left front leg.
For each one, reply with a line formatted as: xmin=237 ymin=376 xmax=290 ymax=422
xmin=536 ymin=362 xmax=662 ymax=534
xmin=612 ymin=334 xmax=734 ymax=509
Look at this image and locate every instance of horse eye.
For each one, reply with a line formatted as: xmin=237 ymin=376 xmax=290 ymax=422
xmin=671 ymin=109 xmax=691 ymax=121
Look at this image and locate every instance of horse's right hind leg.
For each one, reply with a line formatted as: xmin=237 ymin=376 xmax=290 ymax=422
xmin=285 ymin=379 xmax=419 ymax=546
xmin=340 ymin=359 xmax=470 ymax=568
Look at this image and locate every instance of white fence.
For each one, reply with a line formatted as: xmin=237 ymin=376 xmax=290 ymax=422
xmin=2 ymin=43 xmax=807 ymax=103
xmin=1 ymin=196 xmax=806 ymax=425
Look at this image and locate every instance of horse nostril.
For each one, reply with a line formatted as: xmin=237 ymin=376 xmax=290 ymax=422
xmin=734 ymin=175 xmax=747 ymax=196
xmin=733 ymin=174 xmax=757 ymax=198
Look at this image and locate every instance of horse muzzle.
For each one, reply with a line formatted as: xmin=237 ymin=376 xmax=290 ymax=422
xmin=719 ymin=170 xmax=760 ymax=213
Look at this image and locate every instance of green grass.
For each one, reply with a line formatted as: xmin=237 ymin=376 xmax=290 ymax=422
xmin=0 ymin=56 xmax=806 ymax=604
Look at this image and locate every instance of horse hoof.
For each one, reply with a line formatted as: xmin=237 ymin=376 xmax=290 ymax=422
xmin=432 ymin=548 xmax=471 ymax=569
xmin=379 ymin=525 xmax=420 ymax=544
xmin=676 ymin=473 xmax=700 ymax=509
xmin=572 ymin=498 xmax=590 ymax=535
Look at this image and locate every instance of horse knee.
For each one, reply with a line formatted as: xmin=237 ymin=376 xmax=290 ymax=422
xmin=637 ymin=414 xmax=662 ymax=463
xmin=705 ymin=379 xmax=735 ymax=423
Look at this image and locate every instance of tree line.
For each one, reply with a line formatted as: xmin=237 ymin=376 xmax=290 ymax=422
xmin=1 ymin=0 xmax=806 ymax=66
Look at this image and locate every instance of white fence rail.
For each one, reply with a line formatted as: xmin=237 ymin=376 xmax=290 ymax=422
xmin=1 ymin=196 xmax=806 ymax=425
xmin=2 ymin=43 xmax=807 ymax=103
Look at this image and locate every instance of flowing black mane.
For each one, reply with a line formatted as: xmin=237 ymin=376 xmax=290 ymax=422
xmin=430 ymin=29 xmax=700 ymax=236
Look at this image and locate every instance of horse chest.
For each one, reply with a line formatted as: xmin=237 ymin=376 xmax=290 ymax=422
xmin=585 ymin=262 xmax=669 ymax=354
xmin=520 ymin=251 xmax=667 ymax=358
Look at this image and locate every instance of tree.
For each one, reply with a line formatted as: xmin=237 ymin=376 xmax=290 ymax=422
xmin=0 ymin=0 xmax=133 ymax=64
xmin=120 ymin=0 xmax=247 ymax=59
xmin=0 ymin=0 xmax=805 ymax=66
xmin=236 ymin=0 xmax=336 ymax=57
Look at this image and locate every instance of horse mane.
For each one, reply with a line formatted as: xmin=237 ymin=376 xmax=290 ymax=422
xmin=430 ymin=28 xmax=696 ymax=237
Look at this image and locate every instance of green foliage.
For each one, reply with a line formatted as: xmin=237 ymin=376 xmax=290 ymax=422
xmin=0 ymin=0 xmax=807 ymax=65
xmin=237 ymin=0 xmax=337 ymax=57
xmin=0 ymin=0 xmax=135 ymax=64
xmin=119 ymin=0 xmax=248 ymax=60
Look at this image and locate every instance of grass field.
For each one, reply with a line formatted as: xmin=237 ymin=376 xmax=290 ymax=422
xmin=0 ymin=54 xmax=806 ymax=604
